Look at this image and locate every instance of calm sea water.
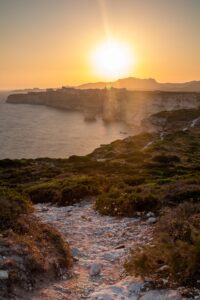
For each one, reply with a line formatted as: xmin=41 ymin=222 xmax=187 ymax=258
xmin=0 ymin=92 xmax=133 ymax=159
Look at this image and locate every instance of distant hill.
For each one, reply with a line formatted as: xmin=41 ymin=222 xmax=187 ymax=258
xmin=78 ymin=77 xmax=200 ymax=92
xmin=11 ymin=88 xmax=44 ymax=93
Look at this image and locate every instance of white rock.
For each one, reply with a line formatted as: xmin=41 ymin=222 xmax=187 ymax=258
xmin=90 ymin=263 xmax=102 ymax=276
xmin=96 ymin=158 xmax=107 ymax=162
xmin=0 ymin=270 xmax=9 ymax=280
xmin=147 ymin=217 xmax=157 ymax=224
xmin=146 ymin=212 xmax=155 ymax=218
xmin=158 ymin=265 xmax=169 ymax=272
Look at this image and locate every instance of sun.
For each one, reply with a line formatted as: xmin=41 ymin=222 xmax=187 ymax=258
xmin=92 ymin=40 xmax=134 ymax=80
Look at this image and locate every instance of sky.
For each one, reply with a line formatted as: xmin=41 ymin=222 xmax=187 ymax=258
xmin=0 ymin=0 xmax=200 ymax=89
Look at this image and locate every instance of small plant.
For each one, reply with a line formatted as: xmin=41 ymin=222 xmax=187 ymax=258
xmin=95 ymin=185 xmax=159 ymax=216
xmin=125 ymin=202 xmax=200 ymax=286
xmin=0 ymin=186 xmax=72 ymax=296
xmin=0 ymin=187 xmax=32 ymax=230
xmin=26 ymin=175 xmax=100 ymax=205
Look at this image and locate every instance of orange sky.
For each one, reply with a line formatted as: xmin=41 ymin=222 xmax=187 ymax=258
xmin=0 ymin=0 xmax=200 ymax=89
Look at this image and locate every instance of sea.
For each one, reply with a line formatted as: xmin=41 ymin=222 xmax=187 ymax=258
xmin=0 ymin=91 xmax=133 ymax=159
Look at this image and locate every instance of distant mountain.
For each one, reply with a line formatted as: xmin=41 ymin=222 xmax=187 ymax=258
xmin=78 ymin=77 xmax=200 ymax=92
xmin=11 ymin=88 xmax=44 ymax=93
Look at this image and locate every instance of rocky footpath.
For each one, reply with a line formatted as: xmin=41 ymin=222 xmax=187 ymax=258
xmin=19 ymin=199 xmax=189 ymax=300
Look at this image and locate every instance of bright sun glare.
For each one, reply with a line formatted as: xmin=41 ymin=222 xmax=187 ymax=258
xmin=92 ymin=40 xmax=134 ymax=80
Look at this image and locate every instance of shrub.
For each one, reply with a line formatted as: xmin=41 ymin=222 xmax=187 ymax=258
xmin=123 ymin=175 xmax=146 ymax=186
xmin=125 ymin=203 xmax=200 ymax=286
xmin=152 ymin=154 xmax=180 ymax=164
xmin=162 ymin=183 xmax=200 ymax=205
xmin=14 ymin=217 xmax=72 ymax=272
xmin=59 ymin=176 xmax=99 ymax=205
xmin=0 ymin=187 xmax=32 ymax=231
xmin=26 ymin=175 xmax=100 ymax=205
xmin=0 ymin=187 xmax=72 ymax=297
xmin=0 ymin=159 xmax=27 ymax=168
xmin=26 ymin=180 xmax=61 ymax=204
xmin=95 ymin=186 xmax=159 ymax=216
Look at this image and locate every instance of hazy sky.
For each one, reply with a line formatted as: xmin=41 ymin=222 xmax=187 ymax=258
xmin=0 ymin=0 xmax=200 ymax=89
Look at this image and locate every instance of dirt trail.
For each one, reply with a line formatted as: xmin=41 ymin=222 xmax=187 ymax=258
xmin=26 ymin=200 xmax=183 ymax=300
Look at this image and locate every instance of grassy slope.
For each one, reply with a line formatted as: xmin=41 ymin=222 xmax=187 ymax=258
xmin=1 ymin=108 xmax=200 ymax=289
xmin=0 ymin=187 xmax=72 ymax=298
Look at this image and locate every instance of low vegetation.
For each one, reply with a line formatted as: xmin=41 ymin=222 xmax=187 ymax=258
xmin=1 ymin=108 xmax=200 ymax=289
xmin=0 ymin=187 xmax=72 ymax=298
xmin=25 ymin=175 xmax=100 ymax=205
xmin=0 ymin=187 xmax=32 ymax=230
xmin=125 ymin=202 xmax=200 ymax=286
xmin=95 ymin=185 xmax=159 ymax=216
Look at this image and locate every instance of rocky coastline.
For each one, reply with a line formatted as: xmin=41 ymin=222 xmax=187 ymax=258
xmin=7 ymin=88 xmax=200 ymax=126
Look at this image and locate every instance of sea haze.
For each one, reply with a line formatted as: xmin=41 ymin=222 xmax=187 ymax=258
xmin=0 ymin=92 xmax=132 ymax=159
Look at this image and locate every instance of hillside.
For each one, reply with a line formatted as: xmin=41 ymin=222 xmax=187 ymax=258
xmin=1 ymin=107 xmax=200 ymax=298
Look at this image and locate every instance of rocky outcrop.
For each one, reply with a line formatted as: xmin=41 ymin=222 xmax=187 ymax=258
xmin=7 ymin=88 xmax=200 ymax=127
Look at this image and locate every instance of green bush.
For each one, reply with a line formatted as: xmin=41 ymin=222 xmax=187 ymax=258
xmin=26 ymin=175 xmax=100 ymax=205
xmin=0 ymin=187 xmax=72 ymax=295
xmin=123 ymin=175 xmax=146 ymax=186
xmin=26 ymin=180 xmax=61 ymax=204
xmin=162 ymin=183 xmax=200 ymax=205
xmin=152 ymin=154 xmax=180 ymax=164
xmin=95 ymin=186 xmax=159 ymax=216
xmin=0 ymin=187 xmax=32 ymax=230
xmin=125 ymin=203 xmax=200 ymax=286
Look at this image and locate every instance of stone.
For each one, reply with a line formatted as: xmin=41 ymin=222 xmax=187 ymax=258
xmin=96 ymin=158 xmax=108 ymax=162
xmin=90 ymin=263 xmax=102 ymax=276
xmin=0 ymin=270 xmax=9 ymax=280
xmin=65 ymin=206 xmax=73 ymax=212
xmin=103 ymin=250 xmax=124 ymax=262
xmin=147 ymin=217 xmax=157 ymax=224
xmin=128 ymin=282 xmax=144 ymax=294
xmin=115 ymin=245 xmax=125 ymax=250
xmin=140 ymin=290 xmax=182 ymax=300
xmin=53 ymin=285 xmax=70 ymax=294
xmin=92 ymin=294 xmax=113 ymax=300
xmin=158 ymin=265 xmax=169 ymax=272
xmin=146 ymin=212 xmax=155 ymax=218
xmin=41 ymin=207 xmax=49 ymax=212
xmin=71 ymin=247 xmax=81 ymax=258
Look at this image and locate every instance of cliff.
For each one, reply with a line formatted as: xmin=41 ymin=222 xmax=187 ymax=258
xmin=7 ymin=88 xmax=200 ymax=127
